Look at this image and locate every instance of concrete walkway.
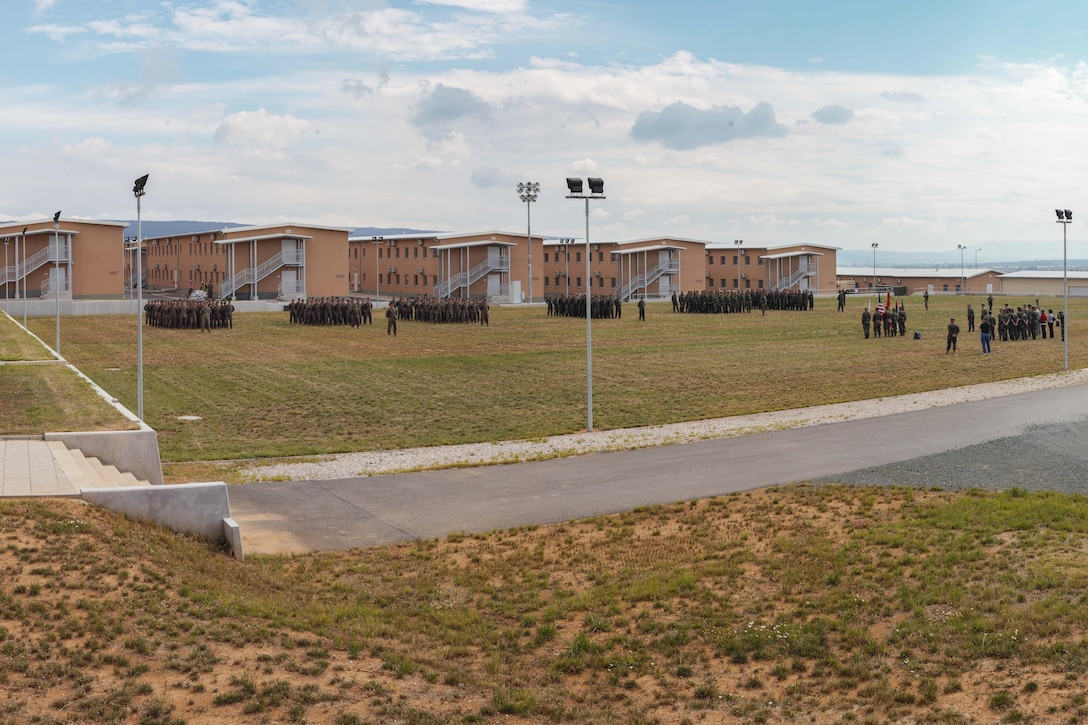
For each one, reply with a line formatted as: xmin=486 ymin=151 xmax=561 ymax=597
xmin=228 ymin=381 xmax=1088 ymax=555
xmin=0 ymin=438 xmax=149 ymax=496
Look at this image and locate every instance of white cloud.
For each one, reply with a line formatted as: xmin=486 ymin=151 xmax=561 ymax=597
xmin=416 ymin=0 xmax=529 ymax=12
xmin=60 ymin=138 xmax=113 ymax=156
xmin=213 ymin=109 xmax=316 ymax=158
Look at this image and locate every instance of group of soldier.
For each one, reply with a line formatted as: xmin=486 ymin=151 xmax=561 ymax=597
xmin=144 ymin=299 xmax=234 ymax=331
xmin=287 ymin=297 xmax=374 ymax=327
xmin=545 ymin=294 xmax=623 ymax=319
xmin=387 ymin=296 xmax=490 ymax=325
xmin=860 ymin=296 xmax=1067 ymax=345
xmin=861 ymin=304 xmax=907 ymax=338
xmin=673 ymin=289 xmax=815 ymax=315
xmin=986 ymin=303 xmax=1063 ymax=342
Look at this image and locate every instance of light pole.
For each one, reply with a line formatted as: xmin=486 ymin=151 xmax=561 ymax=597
xmin=53 ymin=211 xmax=61 ymax=354
xmin=134 ymin=174 xmax=148 ymax=420
xmin=3 ymin=239 xmax=8 ymax=306
xmin=20 ymin=227 xmax=26 ymax=327
xmin=957 ymin=244 xmax=966 ymax=293
xmin=558 ymin=237 xmax=574 ymax=294
xmin=517 ymin=182 xmax=539 ymax=304
xmin=566 ymin=177 xmax=605 ymax=433
xmin=372 ymin=236 xmax=383 ymax=300
xmin=734 ymin=239 xmax=743 ymax=291
xmin=871 ymin=242 xmax=877 ymax=293
xmin=1057 ymin=209 xmax=1072 ymax=371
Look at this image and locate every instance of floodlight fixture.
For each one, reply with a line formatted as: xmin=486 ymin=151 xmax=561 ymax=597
xmin=587 ymin=177 xmax=604 ymax=194
xmin=566 ymin=177 xmax=583 ymax=195
xmin=1065 ymin=209 xmax=1073 ymax=220
xmin=133 ymin=174 xmax=149 ymax=197
xmin=1057 ymin=209 xmax=1065 ymax=220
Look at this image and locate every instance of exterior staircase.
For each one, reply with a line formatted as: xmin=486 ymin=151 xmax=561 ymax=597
xmin=0 ymin=438 xmax=150 ymax=497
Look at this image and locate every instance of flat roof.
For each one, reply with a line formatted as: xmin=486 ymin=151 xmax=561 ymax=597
xmin=214 ymin=232 xmax=314 ymax=245
xmin=761 ymin=250 xmax=825 ymax=261
xmin=430 ymin=240 xmax=517 ymax=251
xmin=837 ymin=266 xmax=996 ymax=279
xmin=611 ymin=245 xmax=686 ymax=255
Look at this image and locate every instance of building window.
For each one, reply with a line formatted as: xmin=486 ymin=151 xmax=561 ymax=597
xmin=575 ymin=252 xmax=581 ymax=263
xmin=396 ymin=248 xmax=401 ymax=259
xmin=721 ymin=256 xmax=727 ymax=265
xmin=576 ymin=277 xmax=582 ymax=288
xmin=610 ymin=277 xmax=616 ymax=288
xmin=708 ymin=256 xmax=714 ymax=265
xmin=597 ymin=251 xmax=603 ymax=263
xmin=758 ymin=258 xmax=764 ymax=266
xmin=544 ymin=252 xmax=549 ymax=263
xmin=379 ymin=248 xmax=383 ymax=259
xmin=555 ymin=276 xmax=560 ymax=287
xmin=708 ymin=278 xmax=714 ymax=287
xmin=733 ymin=255 xmax=738 ymax=265
xmin=544 ymin=277 xmax=549 ymax=287
xmin=744 ymin=255 xmax=750 ymax=265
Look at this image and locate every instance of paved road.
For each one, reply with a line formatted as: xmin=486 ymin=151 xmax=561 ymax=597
xmin=228 ymin=383 xmax=1088 ymax=555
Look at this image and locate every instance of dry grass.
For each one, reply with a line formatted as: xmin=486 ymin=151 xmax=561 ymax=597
xmin=3 ymin=486 xmax=1088 ymax=723
xmin=20 ymin=293 xmax=1086 ymax=463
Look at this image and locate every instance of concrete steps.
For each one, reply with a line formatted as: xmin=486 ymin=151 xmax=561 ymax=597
xmin=1 ymin=438 xmax=151 ymax=497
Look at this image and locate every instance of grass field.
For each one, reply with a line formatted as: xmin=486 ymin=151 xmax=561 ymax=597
xmin=4 ymin=485 xmax=1088 ymax=723
xmin=20 ymin=294 xmax=1087 ymax=466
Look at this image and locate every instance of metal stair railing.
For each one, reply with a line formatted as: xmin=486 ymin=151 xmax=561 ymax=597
xmin=770 ymin=264 xmax=812 ymax=292
xmin=618 ymin=259 xmax=678 ymax=300
xmin=433 ymin=255 xmax=509 ymax=297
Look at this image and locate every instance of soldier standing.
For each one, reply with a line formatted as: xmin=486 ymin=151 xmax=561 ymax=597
xmin=861 ymin=307 xmax=871 ymax=338
xmin=967 ymin=304 xmax=975 ymax=333
xmin=638 ymin=296 xmax=646 ymax=321
xmin=386 ymin=302 xmax=398 ymax=336
xmin=946 ymin=318 xmax=960 ymax=353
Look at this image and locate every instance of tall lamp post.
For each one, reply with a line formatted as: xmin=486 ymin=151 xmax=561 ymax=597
xmin=3 ymin=238 xmax=8 ymax=307
xmin=957 ymin=244 xmax=966 ymax=293
xmin=517 ymin=182 xmax=539 ymax=304
xmin=134 ymin=174 xmax=149 ymax=420
xmin=53 ymin=211 xmax=61 ymax=354
xmin=1057 ymin=209 xmax=1072 ymax=371
xmin=871 ymin=242 xmax=878 ymax=293
xmin=372 ymin=236 xmax=383 ymax=300
xmin=566 ymin=177 xmax=605 ymax=433
xmin=20 ymin=227 xmax=27 ymax=327
xmin=734 ymin=239 xmax=743 ymax=291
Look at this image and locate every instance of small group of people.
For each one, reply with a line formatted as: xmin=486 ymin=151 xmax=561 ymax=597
xmin=287 ymin=297 xmax=373 ymax=327
xmin=950 ymin=301 xmax=1063 ymax=354
xmin=144 ymin=299 xmax=234 ymax=331
xmin=860 ymin=302 xmax=907 ymax=338
xmin=545 ymin=294 xmax=623 ymax=319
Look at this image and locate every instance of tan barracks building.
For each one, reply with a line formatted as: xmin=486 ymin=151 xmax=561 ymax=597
xmin=3 ymin=217 xmax=841 ymax=303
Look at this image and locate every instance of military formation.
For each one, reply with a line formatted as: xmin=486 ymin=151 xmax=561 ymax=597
xmin=144 ymin=299 xmax=234 ymax=331
xmin=388 ymin=296 xmax=490 ymax=325
xmin=545 ymin=294 xmax=622 ymax=319
xmin=288 ymin=295 xmax=491 ymax=327
xmin=288 ymin=297 xmax=373 ymax=327
xmin=673 ymin=289 xmax=814 ymax=314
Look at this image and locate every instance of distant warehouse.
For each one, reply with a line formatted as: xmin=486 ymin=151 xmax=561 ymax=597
xmin=999 ymin=270 xmax=1088 ymax=297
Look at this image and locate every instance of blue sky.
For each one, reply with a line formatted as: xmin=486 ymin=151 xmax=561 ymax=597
xmin=2 ymin=0 xmax=1087 ymax=253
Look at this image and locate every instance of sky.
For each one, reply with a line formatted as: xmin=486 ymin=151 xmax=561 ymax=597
xmin=2 ymin=0 xmax=1088 ymax=254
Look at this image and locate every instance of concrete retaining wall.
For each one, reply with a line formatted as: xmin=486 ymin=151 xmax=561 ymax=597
xmin=81 ymin=482 xmax=242 ymax=560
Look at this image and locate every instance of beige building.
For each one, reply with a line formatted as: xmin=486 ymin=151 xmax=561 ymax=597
xmin=142 ymin=223 xmax=352 ymax=300
xmin=705 ymin=242 xmax=840 ymax=294
xmin=998 ymin=271 xmax=1088 ymax=297
xmin=1 ymin=218 xmax=128 ymax=299
xmin=836 ymin=267 xmax=1002 ymax=295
